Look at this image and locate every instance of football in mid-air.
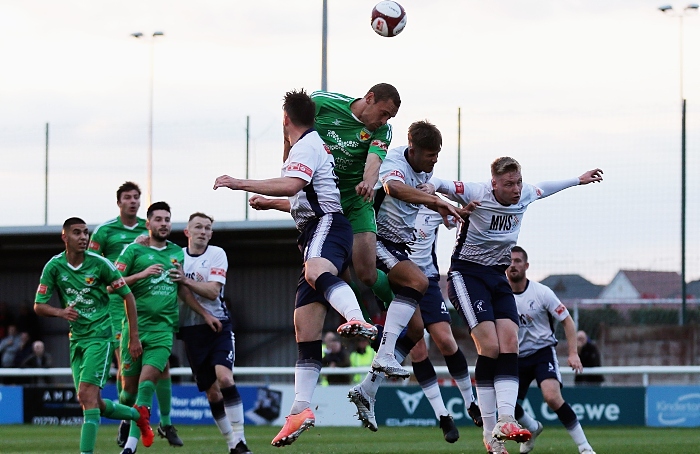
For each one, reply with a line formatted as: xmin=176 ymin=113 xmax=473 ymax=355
xmin=371 ymin=1 xmax=407 ymax=37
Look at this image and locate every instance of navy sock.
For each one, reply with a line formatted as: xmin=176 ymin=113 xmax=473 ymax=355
xmin=475 ymin=355 xmax=497 ymax=385
xmin=444 ymin=350 xmax=469 ymax=380
xmin=555 ymin=402 xmax=579 ymax=430
xmin=209 ymin=399 xmax=226 ymax=420
xmin=314 ymin=272 xmax=344 ymax=300
xmin=515 ymin=402 xmax=525 ymax=419
xmin=298 ymin=340 xmax=323 ymax=363
xmin=412 ymin=358 xmax=438 ymax=387
xmin=495 ymin=353 xmax=518 ymax=380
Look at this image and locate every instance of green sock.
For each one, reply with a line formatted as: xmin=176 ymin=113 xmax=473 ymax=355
xmin=102 ymin=399 xmax=139 ymax=421
xmin=120 ymin=390 xmax=137 ymax=407
xmin=130 ymin=380 xmax=156 ymax=438
xmin=79 ymin=408 xmax=100 ymax=454
xmin=156 ymin=377 xmax=172 ymax=426
xmin=370 ymin=269 xmax=394 ymax=308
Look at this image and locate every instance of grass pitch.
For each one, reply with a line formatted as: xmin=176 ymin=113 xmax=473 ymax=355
xmin=0 ymin=424 xmax=695 ymax=453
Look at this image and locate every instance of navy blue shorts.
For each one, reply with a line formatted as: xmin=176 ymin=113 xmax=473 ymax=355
xmin=179 ymin=322 xmax=235 ymax=392
xmin=517 ymin=346 xmax=562 ymax=400
xmin=375 ymin=236 xmax=410 ymax=273
xmin=295 ymin=213 xmax=353 ymax=309
xmin=420 ymin=276 xmax=451 ymax=326
xmin=447 ymin=260 xmax=518 ymax=331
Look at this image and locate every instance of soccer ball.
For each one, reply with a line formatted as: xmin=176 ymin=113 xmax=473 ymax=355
xmin=371 ymin=1 xmax=407 ymax=37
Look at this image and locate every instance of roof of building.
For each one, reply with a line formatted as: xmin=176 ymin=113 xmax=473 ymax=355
xmin=539 ymin=274 xmax=603 ymax=300
xmin=617 ymin=269 xmax=682 ymax=299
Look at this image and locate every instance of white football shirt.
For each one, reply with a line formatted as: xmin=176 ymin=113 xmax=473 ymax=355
xmin=375 ymin=146 xmax=434 ymax=244
xmin=283 ymin=129 xmax=342 ymax=231
xmin=409 ymin=205 xmax=459 ymax=278
xmin=179 ymin=245 xmax=229 ymax=327
xmin=514 ymin=280 xmax=570 ymax=357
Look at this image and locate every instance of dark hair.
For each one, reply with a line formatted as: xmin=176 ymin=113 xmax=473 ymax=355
xmin=408 ymin=120 xmax=442 ymax=151
xmin=283 ymin=89 xmax=315 ymax=128
xmin=511 ymin=245 xmax=528 ymax=263
xmin=189 ymin=212 xmax=214 ymax=223
xmin=147 ymin=201 xmax=171 ymax=219
xmin=117 ymin=181 xmax=141 ymax=201
xmin=367 ymin=83 xmax=401 ymax=108
xmin=62 ymin=217 xmax=86 ymax=231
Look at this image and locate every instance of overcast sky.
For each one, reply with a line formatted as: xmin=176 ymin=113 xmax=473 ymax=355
xmin=1 ymin=0 xmax=699 ymax=285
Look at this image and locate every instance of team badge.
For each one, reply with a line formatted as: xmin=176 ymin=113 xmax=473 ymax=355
xmin=84 ymin=275 xmax=96 ymax=286
xmin=357 ymin=128 xmax=371 ymax=142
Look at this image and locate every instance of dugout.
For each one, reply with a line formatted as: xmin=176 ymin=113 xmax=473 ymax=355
xmin=0 ymin=220 xmax=317 ymax=376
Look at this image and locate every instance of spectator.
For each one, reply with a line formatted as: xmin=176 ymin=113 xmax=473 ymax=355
xmin=575 ymin=330 xmax=605 ymax=386
xmin=20 ymin=340 xmax=53 ymax=385
xmin=321 ymin=331 xmax=351 ymax=385
xmin=0 ymin=301 xmax=15 ymax=339
xmin=13 ymin=332 xmax=33 ymax=367
xmin=0 ymin=325 xmax=21 ymax=367
xmin=349 ymin=337 xmax=375 ymax=384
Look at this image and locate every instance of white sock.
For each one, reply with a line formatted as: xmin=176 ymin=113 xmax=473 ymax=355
xmin=494 ymin=377 xmax=518 ymax=417
xmin=377 ymin=301 xmax=416 ymax=357
xmin=360 ymin=370 xmax=385 ymax=399
xmin=124 ymin=436 xmax=138 ymax=451
xmin=326 ymin=282 xmax=364 ymax=322
xmin=421 ymin=381 xmax=449 ymax=418
xmin=213 ymin=415 xmax=237 ymax=449
xmin=453 ymin=375 xmax=475 ymax=406
xmin=517 ymin=408 xmax=539 ymax=432
xmin=225 ymin=400 xmax=246 ymax=444
xmin=290 ymin=361 xmax=320 ymax=414
xmin=568 ymin=423 xmax=591 ymax=450
xmin=476 ymin=385 xmax=497 ymax=439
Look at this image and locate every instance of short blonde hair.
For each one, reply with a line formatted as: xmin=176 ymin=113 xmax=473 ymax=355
xmin=491 ymin=157 xmax=521 ymax=177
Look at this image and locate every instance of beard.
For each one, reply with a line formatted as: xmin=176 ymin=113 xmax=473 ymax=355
xmin=151 ymin=229 xmax=170 ymax=241
xmin=508 ymin=269 xmax=525 ymax=283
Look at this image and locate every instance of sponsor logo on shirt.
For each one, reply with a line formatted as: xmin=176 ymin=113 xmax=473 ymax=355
xmin=454 ymin=181 xmax=464 ymax=194
xmin=37 ymin=284 xmax=48 ymax=295
xmin=211 ymin=267 xmax=226 ymax=277
xmin=112 ymin=278 xmax=126 ymax=290
xmin=88 ymin=240 xmax=100 ymax=251
xmin=488 ymin=214 xmax=520 ymax=232
xmin=357 ymin=128 xmax=371 ymax=142
xmin=115 ymin=262 xmax=127 ymax=272
xmin=287 ymin=162 xmax=313 ymax=177
xmin=370 ymin=139 xmax=388 ymax=151
xmin=555 ymin=304 xmax=566 ymax=315
xmin=387 ymin=169 xmax=405 ymax=181
xmin=323 ymin=144 xmax=331 ymax=154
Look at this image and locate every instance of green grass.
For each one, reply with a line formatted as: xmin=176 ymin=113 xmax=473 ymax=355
xmin=0 ymin=425 xmax=696 ymax=454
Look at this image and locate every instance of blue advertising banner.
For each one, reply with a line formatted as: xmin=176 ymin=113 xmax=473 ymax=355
xmin=520 ymin=387 xmax=645 ymax=426
xmin=102 ymin=384 xmax=270 ymax=425
xmin=647 ymin=386 xmax=700 ymax=427
xmin=0 ymin=386 xmax=23 ymax=424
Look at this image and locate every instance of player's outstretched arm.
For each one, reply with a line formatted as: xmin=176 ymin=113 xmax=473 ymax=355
xmin=171 ymin=262 xmax=223 ymax=301
xmin=385 ymin=180 xmax=463 ymax=224
xmin=578 ymin=168 xmax=604 ymax=185
xmin=356 ymin=153 xmax=382 ymax=202
xmin=177 ymin=285 xmax=222 ymax=333
xmin=122 ymin=293 xmax=142 ymax=359
xmin=249 ymin=195 xmax=291 ymax=213
xmin=34 ymin=302 xmax=78 ymax=322
xmin=213 ymin=175 xmax=306 ymax=198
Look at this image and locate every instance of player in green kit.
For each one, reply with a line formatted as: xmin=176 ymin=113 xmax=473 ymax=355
xmin=115 ymin=202 xmax=222 ymax=454
xmin=310 ymin=84 xmax=400 ymax=308
xmin=90 ymin=182 xmax=180 ymax=448
xmin=34 ymin=217 xmax=154 ymax=454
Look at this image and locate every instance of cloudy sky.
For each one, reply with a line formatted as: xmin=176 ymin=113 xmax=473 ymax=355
xmin=2 ymin=0 xmax=699 ymax=285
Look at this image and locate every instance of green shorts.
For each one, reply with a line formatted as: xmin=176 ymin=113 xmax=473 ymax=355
xmin=120 ymin=325 xmax=173 ymax=377
xmin=70 ymin=338 xmax=114 ymax=390
xmin=341 ymin=192 xmax=377 ymax=234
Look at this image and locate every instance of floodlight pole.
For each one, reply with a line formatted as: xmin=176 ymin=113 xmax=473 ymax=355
xmin=321 ymin=0 xmax=328 ymax=91
xmin=132 ymin=31 xmax=164 ymax=207
xmin=658 ymin=4 xmax=698 ymax=324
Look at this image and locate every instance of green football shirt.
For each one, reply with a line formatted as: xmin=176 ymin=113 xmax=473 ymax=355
xmin=35 ymin=251 xmax=132 ymax=341
xmin=311 ymin=90 xmax=393 ymax=193
xmin=89 ymin=216 xmax=148 ymax=262
xmin=115 ymin=241 xmax=184 ymax=333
